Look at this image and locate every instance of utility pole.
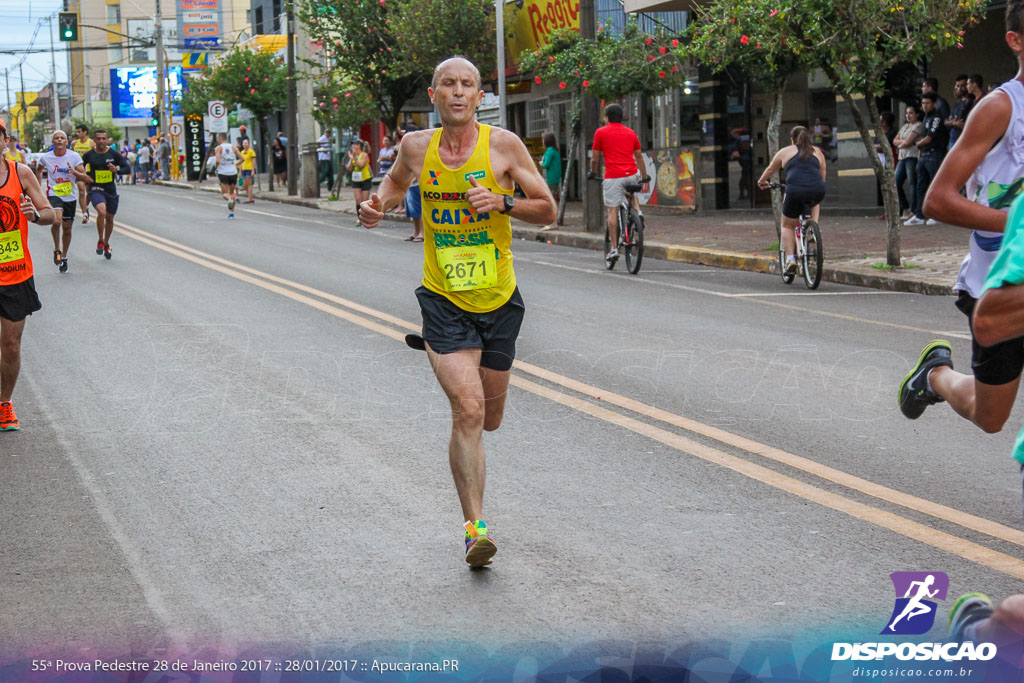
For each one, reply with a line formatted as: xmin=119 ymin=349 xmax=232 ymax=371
xmin=82 ymin=26 xmax=92 ymax=121
xmin=579 ymin=0 xmax=601 ymax=233
xmin=496 ymin=0 xmax=506 ymax=129
xmin=18 ymin=62 xmax=26 ymax=136
xmin=4 ymin=70 xmax=10 ymax=125
xmin=286 ymin=2 xmax=297 ymax=196
xmin=154 ymin=0 xmax=166 ymax=134
xmin=48 ymin=15 xmax=61 ymax=128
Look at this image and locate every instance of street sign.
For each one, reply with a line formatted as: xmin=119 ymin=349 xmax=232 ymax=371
xmin=236 ymin=107 xmax=253 ymax=120
xmin=169 ymin=122 xmax=183 ymax=136
xmin=185 ymin=114 xmax=206 ymax=181
xmin=207 ymin=100 xmax=227 ymax=133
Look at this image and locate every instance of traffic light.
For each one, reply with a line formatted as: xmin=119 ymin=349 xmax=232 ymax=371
xmin=149 ymin=106 xmax=160 ymax=127
xmin=58 ymin=12 xmax=78 ymax=42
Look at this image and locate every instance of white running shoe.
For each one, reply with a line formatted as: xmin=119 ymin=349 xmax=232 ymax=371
xmin=904 ymin=216 xmax=925 ymax=225
xmin=926 ymin=218 xmax=938 ymax=225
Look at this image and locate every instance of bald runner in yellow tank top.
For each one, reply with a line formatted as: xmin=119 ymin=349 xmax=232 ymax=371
xmin=420 ymin=124 xmax=515 ymax=313
xmin=357 ymin=56 xmax=557 ymax=570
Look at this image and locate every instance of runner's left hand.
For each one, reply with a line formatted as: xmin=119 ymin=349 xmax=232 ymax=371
xmin=466 ymin=175 xmax=501 ymax=214
xmin=19 ymin=193 xmax=34 ymax=217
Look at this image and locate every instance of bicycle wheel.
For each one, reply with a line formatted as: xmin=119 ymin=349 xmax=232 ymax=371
xmin=625 ymin=210 xmax=644 ymax=274
xmin=604 ymin=225 xmax=615 ymax=270
xmin=802 ymin=220 xmax=823 ymax=289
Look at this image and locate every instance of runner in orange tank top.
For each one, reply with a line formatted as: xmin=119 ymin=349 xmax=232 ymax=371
xmin=0 ymin=117 xmax=55 ymax=430
xmin=358 ymin=57 xmax=556 ymax=569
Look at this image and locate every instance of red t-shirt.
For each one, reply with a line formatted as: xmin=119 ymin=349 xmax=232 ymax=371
xmin=592 ymin=123 xmax=640 ymax=179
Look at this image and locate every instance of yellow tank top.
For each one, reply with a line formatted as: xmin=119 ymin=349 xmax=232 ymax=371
xmin=72 ymin=138 xmax=92 ymax=154
xmin=420 ymin=124 xmax=515 ymax=313
xmin=6 ymin=149 xmax=22 ymax=163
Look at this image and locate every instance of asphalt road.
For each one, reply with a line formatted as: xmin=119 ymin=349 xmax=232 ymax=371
xmin=2 ymin=184 xmax=1022 ymax=662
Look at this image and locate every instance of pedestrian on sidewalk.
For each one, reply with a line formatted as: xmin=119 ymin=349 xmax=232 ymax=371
xmin=317 ymin=129 xmax=334 ymax=190
xmin=894 ymin=104 xmax=924 ymax=221
xmin=899 ymin=3 xmax=1024 ymax=436
xmin=239 ymin=139 xmax=257 ymax=203
xmin=347 ymin=139 xmax=372 ymax=226
xmin=908 ymin=93 xmax=947 ymax=225
xmin=272 ymin=137 xmax=287 ymax=187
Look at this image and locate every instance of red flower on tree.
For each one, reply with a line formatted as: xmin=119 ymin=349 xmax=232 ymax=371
xmin=740 ymin=35 xmax=749 ymax=44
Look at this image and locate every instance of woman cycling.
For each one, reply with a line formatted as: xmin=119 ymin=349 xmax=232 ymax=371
xmin=757 ymin=125 xmax=826 ymax=276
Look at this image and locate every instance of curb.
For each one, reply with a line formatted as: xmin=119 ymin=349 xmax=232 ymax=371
xmin=514 ymin=226 xmax=953 ymax=295
xmin=149 ymin=181 xmax=952 ymax=295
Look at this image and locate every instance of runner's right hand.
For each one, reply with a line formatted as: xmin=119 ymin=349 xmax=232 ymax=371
xmin=359 ymin=193 xmax=384 ymax=229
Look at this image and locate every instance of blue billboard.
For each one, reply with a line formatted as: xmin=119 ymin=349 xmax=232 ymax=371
xmin=110 ymin=66 xmax=184 ymax=119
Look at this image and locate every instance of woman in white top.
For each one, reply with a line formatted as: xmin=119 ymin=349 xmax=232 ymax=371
xmin=893 ymin=104 xmax=924 ymax=221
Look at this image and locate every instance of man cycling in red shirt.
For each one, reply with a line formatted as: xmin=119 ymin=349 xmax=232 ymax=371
xmin=588 ymin=103 xmax=650 ymax=265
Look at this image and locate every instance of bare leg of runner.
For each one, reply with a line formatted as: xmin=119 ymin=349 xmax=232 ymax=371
xmin=929 ymin=369 xmax=1019 ymax=433
xmin=0 ymin=317 xmax=26 ymax=402
xmin=424 ymin=345 xmax=512 ymax=523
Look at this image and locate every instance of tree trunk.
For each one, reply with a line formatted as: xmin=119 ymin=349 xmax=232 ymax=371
xmin=829 ymin=75 xmax=901 ymax=266
xmin=558 ymin=125 xmax=579 ymax=226
xmin=766 ymin=80 xmax=786 ymax=236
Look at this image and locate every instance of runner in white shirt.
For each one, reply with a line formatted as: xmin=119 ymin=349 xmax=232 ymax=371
xmin=214 ymin=133 xmax=241 ymax=217
xmin=35 ymin=130 xmax=89 ymax=273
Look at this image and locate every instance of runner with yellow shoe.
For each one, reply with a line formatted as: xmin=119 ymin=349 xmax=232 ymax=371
xmin=358 ymin=57 xmax=556 ymax=568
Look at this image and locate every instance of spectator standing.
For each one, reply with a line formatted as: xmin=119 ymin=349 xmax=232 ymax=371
xmin=947 ymin=75 xmax=976 ymax=148
xmin=271 ymin=137 xmax=287 ymax=187
xmin=968 ymin=74 xmax=986 ymax=103
xmin=377 ymin=135 xmax=396 ymax=177
xmin=908 ymin=93 xmax=947 ymax=225
xmin=541 ymin=131 xmax=562 ymax=203
xmin=922 ymin=77 xmax=951 ymax=123
xmin=157 ymin=136 xmax=171 ymax=180
xmin=138 ymin=141 xmax=152 ymax=182
xmin=317 ymin=129 xmax=334 ymax=190
xmin=346 ymin=139 xmax=371 ymax=224
xmin=239 ymin=138 xmax=256 ymax=203
xmin=894 ymin=105 xmax=924 ymax=221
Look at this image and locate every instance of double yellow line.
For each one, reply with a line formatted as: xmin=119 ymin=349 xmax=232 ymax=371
xmin=115 ymin=220 xmax=1024 ymax=580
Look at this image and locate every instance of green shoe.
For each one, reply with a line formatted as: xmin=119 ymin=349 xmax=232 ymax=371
xmin=899 ymin=340 xmax=953 ymax=419
xmin=947 ymin=593 xmax=993 ymax=641
xmin=464 ymin=520 xmax=496 ymax=568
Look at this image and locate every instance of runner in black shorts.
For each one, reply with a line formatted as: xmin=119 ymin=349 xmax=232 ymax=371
xmin=358 ymin=57 xmax=557 ymax=568
xmin=81 ymin=129 xmax=128 ymax=260
xmin=37 ymin=130 xmax=89 ymax=273
xmin=414 ymin=286 xmax=525 ymax=371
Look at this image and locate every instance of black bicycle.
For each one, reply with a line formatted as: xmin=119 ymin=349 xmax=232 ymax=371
xmin=768 ymin=182 xmax=823 ymax=289
xmin=590 ymin=175 xmax=649 ymax=274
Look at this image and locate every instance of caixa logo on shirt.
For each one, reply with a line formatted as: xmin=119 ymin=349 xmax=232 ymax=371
xmin=0 ymin=195 xmax=19 ymax=232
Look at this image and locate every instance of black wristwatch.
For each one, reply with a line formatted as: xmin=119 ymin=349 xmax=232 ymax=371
xmin=30 ymin=208 xmax=39 ymax=223
xmin=501 ymin=194 xmax=515 ymax=215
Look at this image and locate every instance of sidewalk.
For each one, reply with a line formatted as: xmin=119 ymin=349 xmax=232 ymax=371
xmin=155 ymin=178 xmax=969 ymax=295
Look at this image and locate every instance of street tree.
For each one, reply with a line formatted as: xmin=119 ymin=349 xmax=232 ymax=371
xmin=520 ymin=20 xmax=686 ymax=222
xmin=687 ymin=0 xmax=801 ymax=228
xmin=717 ymin=0 xmax=987 ymax=265
xmin=299 ymin=0 xmax=494 ymax=135
xmin=312 ymin=73 xmax=377 ymax=133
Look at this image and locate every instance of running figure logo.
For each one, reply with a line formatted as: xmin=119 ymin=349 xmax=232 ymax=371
xmin=882 ymin=572 xmax=949 ymax=635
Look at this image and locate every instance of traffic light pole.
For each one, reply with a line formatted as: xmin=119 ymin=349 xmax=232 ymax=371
xmin=48 ymin=15 xmax=61 ymax=128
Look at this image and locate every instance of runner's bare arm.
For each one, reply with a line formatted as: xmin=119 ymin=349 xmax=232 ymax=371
xmin=34 ymin=162 xmax=44 ymax=185
xmin=923 ymin=91 xmax=1012 ymax=232
xmin=481 ymin=129 xmax=555 ymax=225
xmin=974 ymin=284 xmax=1024 ymax=346
xmin=359 ymin=131 xmax=430 ymax=228
xmin=17 ymin=164 xmax=54 ymax=225
xmin=72 ymin=163 xmax=90 ymax=182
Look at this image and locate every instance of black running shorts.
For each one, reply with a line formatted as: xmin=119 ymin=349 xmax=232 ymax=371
xmin=782 ymin=189 xmax=825 ymax=219
xmin=217 ymin=173 xmax=238 ymax=186
xmin=956 ymin=291 xmax=1024 ymax=386
xmin=47 ymin=196 xmax=76 ymax=221
xmin=415 ymin=285 xmax=525 ymax=371
xmin=0 ymin=277 xmax=42 ymax=322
